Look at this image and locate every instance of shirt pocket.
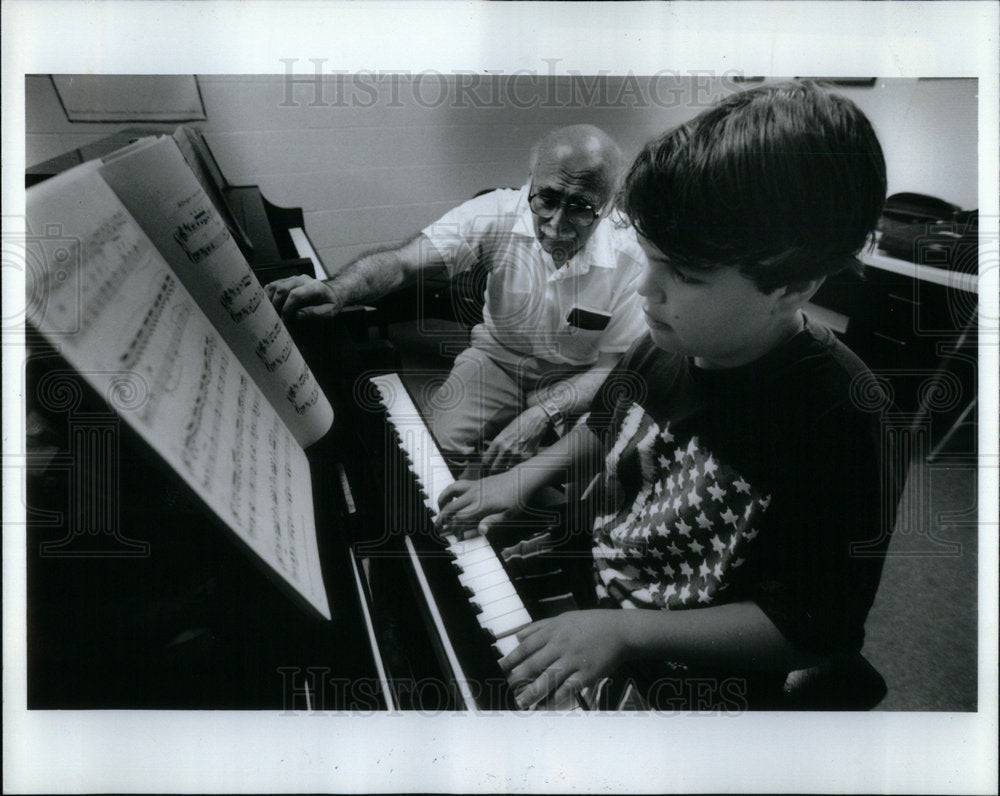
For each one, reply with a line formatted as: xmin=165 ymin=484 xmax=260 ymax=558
xmin=554 ymin=319 xmax=605 ymax=363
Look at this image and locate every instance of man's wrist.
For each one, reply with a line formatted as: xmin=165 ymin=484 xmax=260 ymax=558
xmin=322 ymin=278 xmax=347 ymax=310
xmin=537 ymin=398 xmax=565 ymax=430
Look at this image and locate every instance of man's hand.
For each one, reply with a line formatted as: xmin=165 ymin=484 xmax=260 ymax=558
xmin=265 ymin=274 xmax=344 ymax=320
xmin=265 ymin=235 xmax=445 ymax=321
xmin=500 ymin=610 xmax=630 ymax=709
xmin=481 ymin=405 xmax=552 ymax=475
xmin=436 ymin=470 xmax=526 ymax=537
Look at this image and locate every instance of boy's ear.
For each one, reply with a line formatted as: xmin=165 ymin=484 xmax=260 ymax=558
xmin=775 ymin=276 xmax=826 ymax=310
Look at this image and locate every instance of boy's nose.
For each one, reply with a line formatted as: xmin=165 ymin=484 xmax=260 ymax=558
xmin=637 ymin=266 xmax=663 ymax=300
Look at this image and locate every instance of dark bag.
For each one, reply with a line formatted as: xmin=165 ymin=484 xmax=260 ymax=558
xmin=878 ymin=193 xmax=977 ymax=271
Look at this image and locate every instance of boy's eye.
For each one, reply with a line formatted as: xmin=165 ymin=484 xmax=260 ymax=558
xmin=645 ymin=247 xmax=704 ymax=285
xmin=670 ymin=265 xmax=700 ymax=285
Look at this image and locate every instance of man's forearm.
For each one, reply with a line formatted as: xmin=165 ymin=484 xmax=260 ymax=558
xmin=324 ymin=233 xmax=447 ymax=309
xmin=532 ymin=352 xmax=619 ymax=418
xmin=323 ymin=247 xmax=409 ymax=308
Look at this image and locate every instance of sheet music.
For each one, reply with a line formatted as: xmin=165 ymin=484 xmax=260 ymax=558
xmin=98 ymin=135 xmax=334 ymax=448
xmin=26 ymin=163 xmax=330 ymax=620
xmin=169 ymin=125 xmax=256 ymax=256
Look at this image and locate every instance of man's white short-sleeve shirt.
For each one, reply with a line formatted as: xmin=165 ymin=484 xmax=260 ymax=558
xmin=421 ymin=186 xmax=648 ymax=368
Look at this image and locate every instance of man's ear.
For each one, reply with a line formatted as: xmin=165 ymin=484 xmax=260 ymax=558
xmin=775 ymin=276 xmax=826 ymax=310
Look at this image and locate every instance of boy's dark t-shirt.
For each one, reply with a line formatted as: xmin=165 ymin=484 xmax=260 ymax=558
xmin=585 ymin=319 xmax=895 ymax=656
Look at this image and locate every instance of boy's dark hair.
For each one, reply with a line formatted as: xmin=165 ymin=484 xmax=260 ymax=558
xmin=620 ymin=81 xmax=887 ymax=292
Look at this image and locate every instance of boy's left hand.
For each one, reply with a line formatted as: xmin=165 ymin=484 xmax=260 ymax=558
xmin=499 ymin=610 xmax=629 ymax=709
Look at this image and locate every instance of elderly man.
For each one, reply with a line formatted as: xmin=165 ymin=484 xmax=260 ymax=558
xmin=267 ymin=124 xmax=647 ymax=474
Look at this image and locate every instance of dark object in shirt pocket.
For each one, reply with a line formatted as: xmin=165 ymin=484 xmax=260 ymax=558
xmin=566 ymin=306 xmax=611 ymax=331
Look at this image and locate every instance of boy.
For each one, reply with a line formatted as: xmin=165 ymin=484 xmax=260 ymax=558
xmin=436 ymin=82 xmax=895 ymax=710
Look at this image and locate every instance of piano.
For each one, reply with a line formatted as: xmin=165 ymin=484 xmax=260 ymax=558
xmin=24 ymin=129 xmax=582 ymax=712
xmin=367 ymin=373 xmax=536 ymax=710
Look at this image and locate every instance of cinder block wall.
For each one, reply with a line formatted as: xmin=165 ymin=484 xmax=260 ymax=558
xmin=26 ymin=75 xmax=978 ymax=275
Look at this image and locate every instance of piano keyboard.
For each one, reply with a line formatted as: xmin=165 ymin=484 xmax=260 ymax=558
xmin=369 ymin=374 xmax=533 ymax=667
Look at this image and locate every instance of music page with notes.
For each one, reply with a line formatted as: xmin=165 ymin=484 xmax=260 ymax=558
xmin=26 ymin=162 xmax=331 ymax=620
xmin=98 ymin=134 xmax=334 ymax=448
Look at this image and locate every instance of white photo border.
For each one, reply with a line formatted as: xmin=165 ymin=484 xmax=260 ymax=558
xmin=3 ymin=2 xmax=998 ymax=793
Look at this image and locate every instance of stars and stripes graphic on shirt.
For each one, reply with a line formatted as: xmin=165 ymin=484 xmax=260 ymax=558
xmin=592 ymin=403 xmax=770 ymax=610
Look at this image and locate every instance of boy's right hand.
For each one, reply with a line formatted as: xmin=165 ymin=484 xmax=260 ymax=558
xmin=436 ymin=470 xmax=524 ymax=537
xmin=265 ymin=275 xmax=345 ymax=320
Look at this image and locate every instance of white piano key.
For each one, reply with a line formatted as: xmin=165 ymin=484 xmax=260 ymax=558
xmin=453 ymin=557 xmax=502 ymax=579
xmin=493 ymin=636 xmax=520 ymax=658
xmin=288 ymin=227 xmax=327 ymax=279
xmin=444 ymin=533 xmax=491 ymax=553
xmin=478 ymin=594 xmax=525 ymax=619
xmin=468 ymin=579 xmax=518 ymax=607
xmin=458 ymin=566 xmax=510 ymax=591
xmin=454 ymin=544 xmax=504 ymax=567
xmin=481 ymin=606 xmax=534 ymax=639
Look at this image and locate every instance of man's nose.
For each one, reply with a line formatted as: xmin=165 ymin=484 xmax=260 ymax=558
xmin=542 ymin=205 xmax=572 ymax=234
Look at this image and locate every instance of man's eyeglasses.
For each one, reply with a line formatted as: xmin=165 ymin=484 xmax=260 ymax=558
xmin=528 ymin=188 xmax=604 ymax=228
